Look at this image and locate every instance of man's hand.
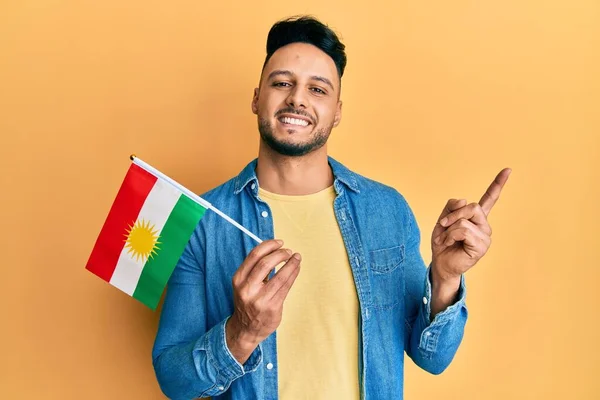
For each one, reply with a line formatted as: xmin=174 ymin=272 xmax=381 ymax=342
xmin=225 ymin=239 xmax=301 ymax=364
xmin=429 ymin=168 xmax=511 ymax=317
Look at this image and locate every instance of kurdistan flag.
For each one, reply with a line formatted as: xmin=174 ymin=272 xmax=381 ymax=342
xmin=86 ymin=162 xmax=207 ymax=310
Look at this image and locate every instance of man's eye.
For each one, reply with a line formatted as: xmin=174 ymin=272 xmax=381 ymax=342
xmin=273 ymin=82 xmax=291 ymax=87
xmin=311 ymin=87 xmax=326 ymax=94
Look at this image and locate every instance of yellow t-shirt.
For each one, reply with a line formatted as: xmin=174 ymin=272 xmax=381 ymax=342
xmin=259 ymin=185 xmax=360 ymax=400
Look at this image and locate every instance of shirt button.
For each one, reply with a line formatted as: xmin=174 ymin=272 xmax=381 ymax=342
xmin=261 ymin=211 xmax=269 ymax=218
xmin=266 ymin=362 xmax=274 ymax=370
xmin=422 ymin=297 xmax=428 ymax=305
xmin=251 ymin=183 xmax=256 ymax=190
xmin=218 ymin=386 xmax=224 ymax=390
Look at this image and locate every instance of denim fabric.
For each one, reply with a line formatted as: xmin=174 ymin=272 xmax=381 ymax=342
xmin=152 ymin=157 xmax=468 ymax=400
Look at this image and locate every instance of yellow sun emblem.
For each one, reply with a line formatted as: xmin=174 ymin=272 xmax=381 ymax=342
xmin=124 ymin=219 xmax=161 ymax=262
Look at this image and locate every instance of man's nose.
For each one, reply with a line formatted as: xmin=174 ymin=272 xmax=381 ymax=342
xmin=286 ymin=86 xmax=307 ymax=109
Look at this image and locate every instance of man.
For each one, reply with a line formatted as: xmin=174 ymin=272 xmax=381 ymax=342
xmin=152 ymin=16 xmax=510 ymax=400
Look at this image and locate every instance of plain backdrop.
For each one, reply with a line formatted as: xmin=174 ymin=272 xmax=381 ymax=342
xmin=1 ymin=0 xmax=598 ymax=399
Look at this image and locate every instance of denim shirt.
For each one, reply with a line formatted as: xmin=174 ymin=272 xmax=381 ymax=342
xmin=152 ymin=157 xmax=468 ymax=400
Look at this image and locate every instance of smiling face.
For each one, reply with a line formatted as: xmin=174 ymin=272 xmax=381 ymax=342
xmin=252 ymin=42 xmax=342 ymax=157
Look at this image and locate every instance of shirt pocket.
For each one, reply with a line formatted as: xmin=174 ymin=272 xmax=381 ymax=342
xmin=368 ymin=245 xmax=405 ymax=310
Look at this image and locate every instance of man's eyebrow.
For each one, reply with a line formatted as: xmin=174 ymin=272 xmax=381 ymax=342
xmin=267 ymin=69 xmax=335 ymax=91
xmin=310 ymin=75 xmax=334 ymax=91
xmin=267 ymin=69 xmax=293 ymax=81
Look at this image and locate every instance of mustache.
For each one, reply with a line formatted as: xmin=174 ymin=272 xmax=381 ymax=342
xmin=274 ymin=107 xmax=315 ymax=125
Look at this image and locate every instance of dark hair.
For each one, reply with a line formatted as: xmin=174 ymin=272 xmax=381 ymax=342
xmin=262 ymin=16 xmax=347 ymax=80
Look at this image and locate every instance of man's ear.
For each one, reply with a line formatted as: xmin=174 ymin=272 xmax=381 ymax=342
xmin=251 ymin=88 xmax=259 ymax=115
xmin=333 ymin=100 xmax=343 ymax=127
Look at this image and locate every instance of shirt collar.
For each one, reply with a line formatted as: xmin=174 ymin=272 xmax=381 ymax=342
xmin=233 ymin=156 xmax=360 ymax=195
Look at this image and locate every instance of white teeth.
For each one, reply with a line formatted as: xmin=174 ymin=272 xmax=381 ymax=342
xmin=281 ymin=117 xmax=309 ymax=126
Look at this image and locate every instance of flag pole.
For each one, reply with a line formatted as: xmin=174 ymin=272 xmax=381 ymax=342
xmin=130 ymin=154 xmax=263 ymax=244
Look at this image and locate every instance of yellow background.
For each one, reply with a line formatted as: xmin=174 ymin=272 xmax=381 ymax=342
xmin=1 ymin=0 xmax=598 ymax=399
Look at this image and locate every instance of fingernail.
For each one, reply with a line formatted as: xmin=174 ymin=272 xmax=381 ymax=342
xmin=276 ymin=239 xmax=284 ymax=245
xmin=293 ymin=253 xmax=302 ymax=261
xmin=440 ymin=217 xmax=448 ymax=226
xmin=434 ymin=236 xmax=441 ymax=245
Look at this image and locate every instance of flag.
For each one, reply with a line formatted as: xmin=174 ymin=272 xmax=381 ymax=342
xmin=86 ymin=162 xmax=207 ymax=310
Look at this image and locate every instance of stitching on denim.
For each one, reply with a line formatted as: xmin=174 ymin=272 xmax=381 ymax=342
xmin=369 ymin=245 xmax=405 ymax=274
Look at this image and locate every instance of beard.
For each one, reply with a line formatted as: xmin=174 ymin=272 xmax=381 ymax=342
xmin=258 ymin=117 xmax=333 ymax=157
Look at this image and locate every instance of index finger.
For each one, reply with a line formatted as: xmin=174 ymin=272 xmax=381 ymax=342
xmin=236 ymin=239 xmax=284 ymax=282
xmin=479 ymin=168 xmax=512 ymax=216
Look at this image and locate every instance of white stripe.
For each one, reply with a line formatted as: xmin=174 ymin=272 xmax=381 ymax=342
xmin=110 ymin=178 xmax=182 ymax=295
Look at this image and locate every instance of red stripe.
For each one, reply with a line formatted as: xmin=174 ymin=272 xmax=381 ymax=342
xmin=86 ymin=164 xmax=157 ymax=282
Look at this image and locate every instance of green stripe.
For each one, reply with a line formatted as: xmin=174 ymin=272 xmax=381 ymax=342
xmin=133 ymin=195 xmax=206 ymax=310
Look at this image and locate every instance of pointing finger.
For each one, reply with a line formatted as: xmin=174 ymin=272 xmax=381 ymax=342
xmin=479 ymin=168 xmax=511 ymax=216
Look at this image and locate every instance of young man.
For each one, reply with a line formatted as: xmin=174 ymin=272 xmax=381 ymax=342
xmin=152 ymin=16 xmax=510 ymax=400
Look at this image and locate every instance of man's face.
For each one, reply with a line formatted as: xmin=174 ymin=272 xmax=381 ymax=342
xmin=252 ymin=42 xmax=342 ymax=157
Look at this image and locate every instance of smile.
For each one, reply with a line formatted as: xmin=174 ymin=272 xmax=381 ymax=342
xmin=278 ymin=116 xmax=311 ymax=127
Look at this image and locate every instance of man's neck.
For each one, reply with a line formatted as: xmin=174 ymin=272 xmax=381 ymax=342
xmin=255 ymin=145 xmax=334 ymax=196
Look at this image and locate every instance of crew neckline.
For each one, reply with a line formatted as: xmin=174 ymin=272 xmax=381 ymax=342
xmin=258 ymin=185 xmax=335 ymax=202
